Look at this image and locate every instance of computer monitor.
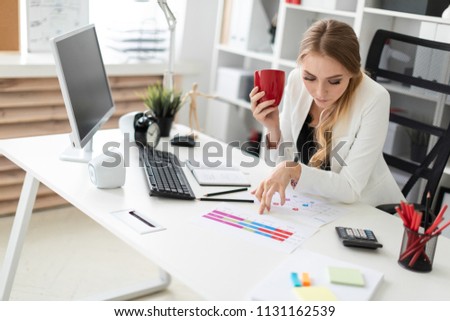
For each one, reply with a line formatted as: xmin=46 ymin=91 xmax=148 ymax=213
xmin=51 ymin=24 xmax=115 ymax=163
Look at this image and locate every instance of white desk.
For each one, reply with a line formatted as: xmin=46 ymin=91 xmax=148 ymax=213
xmin=1 ymin=126 xmax=450 ymax=300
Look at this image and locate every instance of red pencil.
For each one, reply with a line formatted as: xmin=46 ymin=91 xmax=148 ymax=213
xmin=426 ymin=204 xmax=448 ymax=234
xmin=414 ymin=212 xmax=423 ymax=231
xmin=396 ymin=206 xmax=408 ymax=226
xmin=400 ymin=201 xmax=412 ymax=228
xmin=424 ymin=191 xmax=431 ymax=230
xmin=408 ymin=204 xmax=416 ymax=228
xmin=433 ymin=220 xmax=450 ymax=236
xmin=400 ymin=235 xmax=430 ymax=261
xmin=400 ymin=201 xmax=410 ymax=226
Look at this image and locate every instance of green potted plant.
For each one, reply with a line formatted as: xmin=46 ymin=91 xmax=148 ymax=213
xmin=141 ymin=83 xmax=185 ymax=137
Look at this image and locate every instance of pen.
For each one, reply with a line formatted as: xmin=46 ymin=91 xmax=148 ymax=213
xmin=129 ymin=210 xmax=155 ymax=228
xmin=198 ymin=198 xmax=254 ymax=203
xmin=203 ymin=187 xmax=248 ymax=197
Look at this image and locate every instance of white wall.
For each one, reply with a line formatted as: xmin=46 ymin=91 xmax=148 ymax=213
xmin=89 ymin=0 xmax=218 ymax=131
xmin=175 ymin=0 xmax=218 ymax=131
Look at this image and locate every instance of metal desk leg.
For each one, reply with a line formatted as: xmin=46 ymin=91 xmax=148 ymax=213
xmin=85 ymin=267 xmax=171 ymax=301
xmin=0 ymin=172 xmax=40 ymax=301
xmin=1 ymin=172 xmax=170 ymax=301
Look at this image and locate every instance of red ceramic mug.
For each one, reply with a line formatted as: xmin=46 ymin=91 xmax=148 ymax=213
xmin=254 ymin=69 xmax=285 ymax=107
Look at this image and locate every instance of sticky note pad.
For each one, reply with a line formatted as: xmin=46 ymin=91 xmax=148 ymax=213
xmin=293 ymin=286 xmax=337 ymax=301
xmin=328 ymin=266 xmax=365 ymax=287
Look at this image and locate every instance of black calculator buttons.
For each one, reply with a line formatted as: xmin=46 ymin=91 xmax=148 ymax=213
xmin=336 ymin=226 xmax=382 ymax=250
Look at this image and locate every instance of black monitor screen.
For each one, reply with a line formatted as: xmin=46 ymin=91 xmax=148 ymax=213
xmin=54 ymin=25 xmax=114 ymax=145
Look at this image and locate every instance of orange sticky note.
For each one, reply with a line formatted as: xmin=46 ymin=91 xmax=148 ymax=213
xmin=301 ymin=272 xmax=311 ymax=286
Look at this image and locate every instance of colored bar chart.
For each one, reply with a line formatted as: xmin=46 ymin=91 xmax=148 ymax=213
xmin=197 ymin=205 xmax=318 ymax=253
xmin=204 ymin=210 xmax=293 ymax=242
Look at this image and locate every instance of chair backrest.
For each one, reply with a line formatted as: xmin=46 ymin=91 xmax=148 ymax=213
xmin=365 ymin=29 xmax=450 ymax=209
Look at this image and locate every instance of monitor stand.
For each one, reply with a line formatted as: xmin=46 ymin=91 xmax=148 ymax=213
xmin=59 ymin=138 xmax=93 ymax=163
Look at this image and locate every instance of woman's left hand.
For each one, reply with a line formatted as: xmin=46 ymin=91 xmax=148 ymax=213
xmin=252 ymin=161 xmax=301 ymax=214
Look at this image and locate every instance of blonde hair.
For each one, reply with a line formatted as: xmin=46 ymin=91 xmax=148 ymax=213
xmin=297 ymin=19 xmax=363 ymax=168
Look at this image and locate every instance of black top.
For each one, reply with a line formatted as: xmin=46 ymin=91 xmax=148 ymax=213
xmin=296 ymin=113 xmax=330 ymax=170
xmin=296 ymin=114 xmax=316 ymax=165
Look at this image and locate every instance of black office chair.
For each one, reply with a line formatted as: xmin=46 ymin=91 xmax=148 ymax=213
xmin=365 ymin=29 xmax=450 ymax=216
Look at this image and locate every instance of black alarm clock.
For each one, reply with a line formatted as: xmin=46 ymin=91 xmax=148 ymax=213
xmin=134 ymin=112 xmax=161 ymax=148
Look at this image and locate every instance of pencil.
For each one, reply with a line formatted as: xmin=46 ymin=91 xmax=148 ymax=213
xmin=203 ymin=187 xmax=248 ymax=197
xmin=433 ymin=220 xmax=450 ymax=236
xmin=198 ymin=197 xmax=254 ymax=203
xmin=426 ymin=204 xmax=448 ymax=234
xmin=424 ymin=191 xmax=431 ymax=230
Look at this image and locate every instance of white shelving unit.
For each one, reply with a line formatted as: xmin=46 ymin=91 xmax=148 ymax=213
xmin=205 ymin=0 xmax=450 ymax=178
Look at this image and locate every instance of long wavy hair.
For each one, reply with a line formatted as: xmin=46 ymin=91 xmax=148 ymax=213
xmin=297 ymin=19 xmax=363 ymax=168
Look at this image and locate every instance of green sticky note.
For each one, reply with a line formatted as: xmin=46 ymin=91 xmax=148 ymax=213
xmin=293 ymin=286 xmax=337 ymax=301
xmin=328 ymin=266 xmax=365 ymax=287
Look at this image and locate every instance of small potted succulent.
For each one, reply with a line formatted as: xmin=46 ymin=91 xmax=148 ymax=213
xmin=141 ymin=83 xmax=184 ymax=137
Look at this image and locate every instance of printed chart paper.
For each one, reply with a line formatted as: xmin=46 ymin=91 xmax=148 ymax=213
xmin=268 ymin=191 xmax=346 ymax=227
xmin=194 ymin=204 xmax=318 ymax=253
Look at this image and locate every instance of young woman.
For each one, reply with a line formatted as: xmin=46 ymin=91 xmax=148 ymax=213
xmin=250 ymin=19 xmax=404 ymax=214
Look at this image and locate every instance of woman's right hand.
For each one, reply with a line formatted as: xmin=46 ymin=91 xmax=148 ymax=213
xmin=249 ymin=87 xmax=280 ymax=136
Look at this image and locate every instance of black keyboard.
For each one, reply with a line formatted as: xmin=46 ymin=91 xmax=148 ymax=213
xmin=139 ymin=147 xmax=195 ymax=200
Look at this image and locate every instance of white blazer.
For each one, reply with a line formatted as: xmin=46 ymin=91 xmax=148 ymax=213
xmin=266 ymin=68 xmax=404 ymax=206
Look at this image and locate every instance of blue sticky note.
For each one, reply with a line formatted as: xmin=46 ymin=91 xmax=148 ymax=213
xmin=290 ymin=272 xmax=301 ymax=287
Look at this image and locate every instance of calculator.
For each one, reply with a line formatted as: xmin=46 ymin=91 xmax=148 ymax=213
xmin=335 ymin=226 xmax=383 ymax=249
